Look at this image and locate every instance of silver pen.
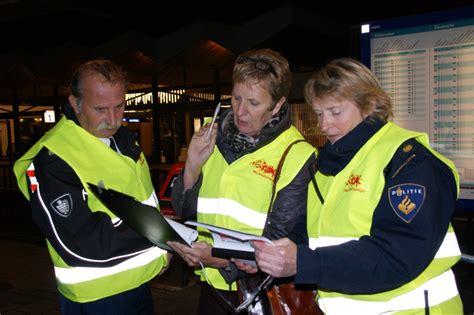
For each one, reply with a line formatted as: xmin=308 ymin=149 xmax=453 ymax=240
xmin=206 ymin=102 xmax=221 ymax=141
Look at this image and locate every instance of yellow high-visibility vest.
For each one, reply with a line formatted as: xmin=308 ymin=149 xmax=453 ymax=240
xmin=198 ymin=126 xmax=316 ymax=290
xmin=307 ymin=122 xmax=462 ymax=314
xmin=14 ymin=117 xmax=168 ymax=302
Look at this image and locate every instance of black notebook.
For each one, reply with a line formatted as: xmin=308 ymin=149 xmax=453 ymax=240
xmin=87 ymin=183 xmax=197 ymax=251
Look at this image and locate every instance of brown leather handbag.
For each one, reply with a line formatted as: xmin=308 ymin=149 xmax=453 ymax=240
xmin=266 ymin=282 xmax=321 ymax=315
xmin=237 ymin=275 xmax=321 ymax=315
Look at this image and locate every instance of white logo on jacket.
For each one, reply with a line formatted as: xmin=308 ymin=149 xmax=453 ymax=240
xmin=50 ymin=194 xmax=73 ymax=217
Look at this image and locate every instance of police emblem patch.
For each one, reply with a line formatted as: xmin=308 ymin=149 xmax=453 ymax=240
xmin=388 ymin=184 xmax=425 ymax=223
xmin=50 ymin=194 xmax=73 ymax=217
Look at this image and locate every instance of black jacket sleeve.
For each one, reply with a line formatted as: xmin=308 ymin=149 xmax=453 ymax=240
xmin=296 ymin=139 xmax=458 ymax=294
xmin=263 ymin=154 xmax=316 ymax=244
xmin=170 ymin=169 xmax=202 ymax=219
xmin=29 ymin=148 xmax=156 ymax=267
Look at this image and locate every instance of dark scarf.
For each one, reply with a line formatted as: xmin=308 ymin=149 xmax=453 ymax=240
xmin=222 ymin=109 xmax=285 ymax=153
xmin=318 ymin=118 xmax=385 ymax=176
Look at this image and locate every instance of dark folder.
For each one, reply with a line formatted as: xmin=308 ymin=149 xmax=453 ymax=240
xmin=87 ymin=183 xmax=196 ymax=251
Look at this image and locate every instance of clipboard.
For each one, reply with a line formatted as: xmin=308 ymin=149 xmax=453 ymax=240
xmin=87 ymin=183 xmax=197 ymax=251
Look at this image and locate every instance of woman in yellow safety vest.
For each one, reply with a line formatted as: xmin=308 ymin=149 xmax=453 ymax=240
xmin=169 ymin=48 xmax=316 ymax=314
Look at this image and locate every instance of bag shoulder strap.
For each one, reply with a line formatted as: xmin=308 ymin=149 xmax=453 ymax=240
xmin=268 ymin=139 xmax=307 ymax=212
xmin=309 ymin=162 xmax=324 ymax=205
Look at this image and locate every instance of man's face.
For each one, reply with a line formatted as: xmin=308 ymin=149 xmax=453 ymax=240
xmin=69 ymin=73 xmax=126 ymax=138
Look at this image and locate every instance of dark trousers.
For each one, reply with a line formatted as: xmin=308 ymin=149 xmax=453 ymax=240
xmin=198 ymin=282 xmax=244 ymax=315
xmin=58 ymin=282 xmax=154 ymax=315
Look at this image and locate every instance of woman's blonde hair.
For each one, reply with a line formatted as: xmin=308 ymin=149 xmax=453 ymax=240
xmin=304 ymin=58 xmax=392 ymax=122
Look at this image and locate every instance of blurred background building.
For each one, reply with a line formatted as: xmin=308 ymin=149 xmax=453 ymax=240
xmin=0 ymin=0 xmax=472 ymax=165
xmin=1 ymin=1 xmax=474 ymax=313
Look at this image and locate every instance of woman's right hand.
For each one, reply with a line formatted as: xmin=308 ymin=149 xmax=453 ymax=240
xmin=183 ymin=123 xmax=218 ymax=190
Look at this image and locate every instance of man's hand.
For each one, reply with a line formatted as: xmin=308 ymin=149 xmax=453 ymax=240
xmin=167 ymin=240 xmax=228 ymax=268
xmin=253 ymin=238 xmax=297 ymax=277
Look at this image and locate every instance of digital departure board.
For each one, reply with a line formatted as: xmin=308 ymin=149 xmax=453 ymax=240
xmin=360 ymin=6 xmax=474 ymax=199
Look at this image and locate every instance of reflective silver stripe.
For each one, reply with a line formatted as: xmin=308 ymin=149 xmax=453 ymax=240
xmin=197 ymin=197 xmax=267 ymax=229
xmin=54 ymin=247 xmax=167 ymax=284
xmin=435 ymin=232 xmax=460 ymax=258
xmin=309 ymin=238 xmax=317 ymax=250
xmin=309 ymin=232 xmax=459 ymax=257
xmin=111 ymin=217 xmax=121 ymax=224
xmin=142 ymin=191 xmax=159 ymax=208
xmin=318 ymin=270 xmax=458 ymax=314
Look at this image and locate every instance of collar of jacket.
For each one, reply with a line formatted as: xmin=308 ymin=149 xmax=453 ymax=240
xmin=318 ymin=118 xmax=385 ymax=176
xmin=63 ymin=102 xmax=142 ymax=161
